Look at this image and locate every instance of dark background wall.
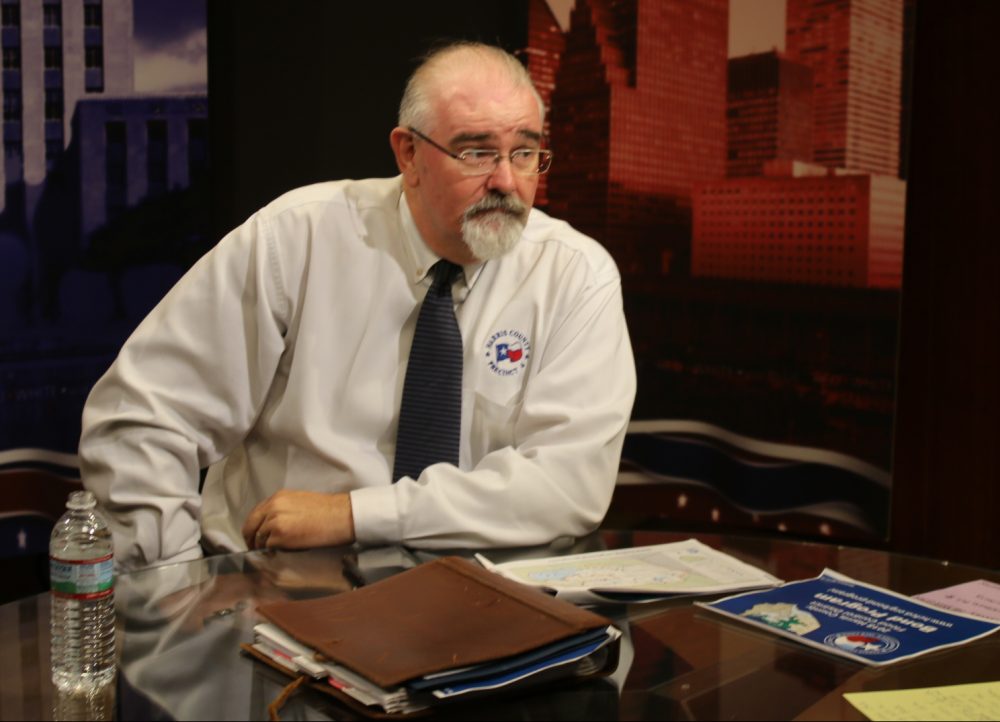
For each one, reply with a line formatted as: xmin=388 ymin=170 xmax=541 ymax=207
xmin=206 ymin=1 xmax=533 ymax=238
xmin=207 ymin=1 xmax=1000 ymax=569
xmin=890 ymin=0 xmax=1000 ymax=569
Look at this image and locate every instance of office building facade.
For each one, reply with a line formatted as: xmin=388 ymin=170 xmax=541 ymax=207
xmin=519 ymin=0 xmax=564 ymax=208
xmin=785 ymin=0 xmax=903 ymax=176
xmin=1 ymin=0 xmax=133 ymax=217
xmin=693 ymin=161 xmax=905 ymax=289
xmin=727 ymin=51 xmax=813 ymax=179
xmin=74 ymin=95 xmax=207 ymax=240
xmin=547 ymin=0 xmax=728 ymax=277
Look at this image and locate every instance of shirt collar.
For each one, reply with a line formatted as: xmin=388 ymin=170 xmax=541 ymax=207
xmin=397 ymin=189 xmax=486 ymax=297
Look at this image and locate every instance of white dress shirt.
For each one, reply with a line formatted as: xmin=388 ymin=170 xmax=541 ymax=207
xmin=79 ymin=176 xmax=636 ymax=569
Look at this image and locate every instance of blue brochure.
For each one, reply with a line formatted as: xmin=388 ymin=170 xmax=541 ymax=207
xmin=699 ymin=568 xmax=1000 ymax=666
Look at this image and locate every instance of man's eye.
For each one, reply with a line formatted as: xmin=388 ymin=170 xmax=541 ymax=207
xmin=462 ymin=150 xmax=496 ymax=161
xmin=512 ymin=149 xmax=537 ymax=160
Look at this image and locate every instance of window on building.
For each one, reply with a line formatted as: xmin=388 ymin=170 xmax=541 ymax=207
xmin=85 ymin=45 xmax=103 ymax=69
xmin=44 ymin=87 xmax=62 ymax=120
xmin=45 ymin=138 xmax=62 ymax=170
xmin=2 ymin=46 xmax=19 ymax=69
xmin=187 ymin=118 xmax=208 ymax=183
xmin=84 ymin=2 xmax=102 ymax=27
xmin=3 ymin=88 xmax=21 ymax=121
xmin=86 ymin=71 xmax=104 ymax=92
xmin=85 ymin=44 xmax=104 ymax=92
xmin=1 ymin=3 xmax=20 ymax=27
xmin=44 ymin=46 xmax=62 ymax=69
xmin=43 ymin=2 xmax=60 ymax=27
xmin=106 ymin=121 xmax=127 ymax=218
xmin=147 ymin=120 xmax=168 ymax=197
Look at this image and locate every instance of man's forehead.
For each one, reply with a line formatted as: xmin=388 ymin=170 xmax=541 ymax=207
xmin=429 ymin=83 xmax=540 ymax=139
xmin=427 ymin=58 xmax=539 ymax=122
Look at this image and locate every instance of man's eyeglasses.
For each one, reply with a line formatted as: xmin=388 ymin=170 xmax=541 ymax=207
xmin=408 ymin=127 xmax=553 ymax=176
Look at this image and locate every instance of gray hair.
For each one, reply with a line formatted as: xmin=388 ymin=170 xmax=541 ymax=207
xmin=398 ymin=42 xmax=545 ymax=133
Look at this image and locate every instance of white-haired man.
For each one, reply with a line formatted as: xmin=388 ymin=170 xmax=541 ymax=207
xmin=80 ymin=42 xmax=636 ymax=570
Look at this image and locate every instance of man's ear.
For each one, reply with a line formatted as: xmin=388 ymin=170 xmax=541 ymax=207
xmin=389 ymin=127 xmax=419 ymax=187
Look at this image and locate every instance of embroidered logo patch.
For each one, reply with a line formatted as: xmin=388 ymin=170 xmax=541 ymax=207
xmin=484 ymin=329 xmax=531 ymax=377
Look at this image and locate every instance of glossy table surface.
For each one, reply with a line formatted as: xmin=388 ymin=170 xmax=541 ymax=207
xmin=1 ymin=529 xmax=998 ymax=720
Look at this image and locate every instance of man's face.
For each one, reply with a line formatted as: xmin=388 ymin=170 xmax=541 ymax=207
xmin=403 ymin=70 xmax=542 ymax=264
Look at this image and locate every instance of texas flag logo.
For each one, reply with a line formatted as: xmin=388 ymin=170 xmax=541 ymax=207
xmin=484 ymin=329 xmax=531 ymax=377
xmin=496 ymin=342 xmax=522 ymax=363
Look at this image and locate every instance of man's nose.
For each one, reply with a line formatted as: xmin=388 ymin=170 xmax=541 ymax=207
xmin=485 ymin=156 xmax=517 ymax=194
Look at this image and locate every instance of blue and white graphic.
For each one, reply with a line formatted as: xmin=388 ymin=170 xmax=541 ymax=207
xmin=824 ymin=631 xmax=899 ymax=656
xmin=701 ymin=568 xmax=1000 ymax=666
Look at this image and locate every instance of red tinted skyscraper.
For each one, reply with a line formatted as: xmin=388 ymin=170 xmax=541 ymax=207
xmin=785 ymin=0 xmax=903 ymax=175
xmin=547 ymin=0 xmax=728 ymax=278
xmin=696 ymin=1 xmax=907 ymax=289
xmin=519 ymin=0 xmax=565 ymax=208
xmin=727 ymin=51 xmax=813 ymax=178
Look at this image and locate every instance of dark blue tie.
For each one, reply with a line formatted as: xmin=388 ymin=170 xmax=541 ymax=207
xmin=393 ymin=260 xmax=464 ymax=482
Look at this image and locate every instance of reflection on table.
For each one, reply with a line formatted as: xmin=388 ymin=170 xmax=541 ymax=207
xmin=0 ymin=529 xmax=997 ymax=720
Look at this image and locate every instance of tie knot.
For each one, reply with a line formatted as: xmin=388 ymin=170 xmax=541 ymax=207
xmin=430 ymin=260 xmax=462 ymax=294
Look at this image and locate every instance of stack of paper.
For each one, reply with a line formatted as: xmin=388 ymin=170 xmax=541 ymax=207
xmin=478 ymin=538 xmax=782 ymax=604
xmin=252 ymin=623 xmax=418 ymax=713
xmin=243 ymin=556 xmax=622 ymax=716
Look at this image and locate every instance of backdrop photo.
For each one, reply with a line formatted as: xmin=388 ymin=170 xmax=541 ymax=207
xmin=0 ymin=0 xmax=207 ymax=587
xmin=209 ymin=0 xmax=912 ymax=546
xmin=0 ymin=0 xmax=913 ymax=601
xmin=530 ymin=0 xmax=909 ymax=543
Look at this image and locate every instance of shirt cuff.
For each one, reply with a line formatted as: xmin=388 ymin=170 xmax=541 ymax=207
xmin=349 ymin=485 xmax=403 ymax=546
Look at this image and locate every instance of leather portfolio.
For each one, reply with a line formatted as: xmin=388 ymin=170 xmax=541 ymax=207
xmin=241 ymin=554 xmax=620 ymax=716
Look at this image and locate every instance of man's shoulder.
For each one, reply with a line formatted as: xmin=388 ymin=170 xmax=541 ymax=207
xmin=521 ymin=207 xmax=620 ymax=281
xmin=262 ymin=177 xmax=402 ymax=218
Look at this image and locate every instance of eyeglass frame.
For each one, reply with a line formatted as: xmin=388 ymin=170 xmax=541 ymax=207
xmin=407 ymin=126 xmax=553 ymax=176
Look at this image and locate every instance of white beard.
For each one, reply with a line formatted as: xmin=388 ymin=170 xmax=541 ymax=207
xmin=461 ymin=194 xmax=529 ymax=261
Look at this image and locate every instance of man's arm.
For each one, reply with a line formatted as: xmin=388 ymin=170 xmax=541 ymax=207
xmin=79 ymin=211 xmax=291 ymax=569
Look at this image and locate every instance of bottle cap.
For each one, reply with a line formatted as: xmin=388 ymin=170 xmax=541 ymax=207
xmin=66 ymin=490 xmax=97 ymax=510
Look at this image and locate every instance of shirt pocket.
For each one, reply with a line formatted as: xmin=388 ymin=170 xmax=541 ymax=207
xmin=469 ymin=386 xmax=525 ymax=461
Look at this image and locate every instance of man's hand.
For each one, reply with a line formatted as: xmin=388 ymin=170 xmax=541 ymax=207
xmin=241 ymin=490 xmax=356 ymax=551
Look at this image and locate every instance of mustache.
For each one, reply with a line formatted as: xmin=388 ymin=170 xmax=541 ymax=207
xmin=464 ymin=192 xmax=528 ymax=221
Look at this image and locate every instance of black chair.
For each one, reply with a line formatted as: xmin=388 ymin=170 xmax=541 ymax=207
xmin=0 ymin=452 xmax=83 ymax=603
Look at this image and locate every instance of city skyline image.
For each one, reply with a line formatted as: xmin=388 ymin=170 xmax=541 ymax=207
xmin=535 ymin=0 xmax=905 ymax=285
xmin=0 ymin=0 xmax=910 ymax=549
xmin=0 ymin=0 xmax=209 ymax=455
xmin=525 ymin=0 xmax=909 ymax=541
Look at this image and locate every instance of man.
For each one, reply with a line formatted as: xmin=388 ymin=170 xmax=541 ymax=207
xmin=80 ymin=42 xmax=636 ymax=570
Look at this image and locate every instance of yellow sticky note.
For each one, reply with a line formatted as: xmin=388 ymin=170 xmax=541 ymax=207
xmin=844 ymin=681 xmax=1000 ymax=721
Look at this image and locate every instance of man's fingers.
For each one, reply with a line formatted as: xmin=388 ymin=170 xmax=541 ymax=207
xmin=241 ymin=502 xmax=268 ymax=548
xmin=254 ymin=527 xmax=270 ymax=549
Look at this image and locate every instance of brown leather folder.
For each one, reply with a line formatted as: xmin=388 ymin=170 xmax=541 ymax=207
xmin=243 ymin=555 xmax=620 ymax=715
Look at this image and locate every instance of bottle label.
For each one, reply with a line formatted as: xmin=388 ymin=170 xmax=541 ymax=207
xmin=50 ymin=554 xmax=114 ymax=599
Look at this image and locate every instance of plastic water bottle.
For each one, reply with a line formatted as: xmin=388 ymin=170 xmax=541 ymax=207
xmin=49 ymin=490 xmax=116 ymax=720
